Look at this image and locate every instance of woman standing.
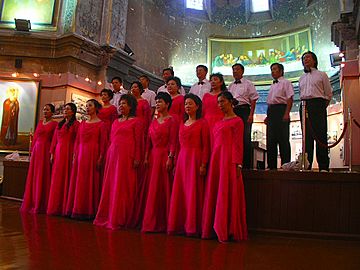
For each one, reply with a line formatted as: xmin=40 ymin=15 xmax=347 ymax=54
xmin=66 ymin=99 xmax=107 ymax=219
xmin=130 ymin=81 xmax=151 ymax=134
xmin=202 ymin=73 xmax=226 ymax=142
xmin=98 ymin=89 xmax=118 ymax=129
xmin=21 ymin=104 xmax=57 ymax=213
xmin=202 ymin=91 xmax=248 ymax=242
xmin=168 ymin=94 xmax=210 ymax=236
xmin=47 ymin=103 xmax=79 ymax=216
xmin=141 ymin=92 xmax=178 ymax=232
xmin=167 ymin=76 xmax=184 ymax=122
xmin=94 ymin=94 xmax=143 ymax=229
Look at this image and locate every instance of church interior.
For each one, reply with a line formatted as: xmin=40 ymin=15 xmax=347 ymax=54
xmin=0 ymin=0 xmax=360 ymax=269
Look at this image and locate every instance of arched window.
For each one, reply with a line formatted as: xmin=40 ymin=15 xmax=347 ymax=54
xmin=186 ymin=0 xmax=204 ymax=10
xmin=251 ymin=0 xmax=269 ymax=13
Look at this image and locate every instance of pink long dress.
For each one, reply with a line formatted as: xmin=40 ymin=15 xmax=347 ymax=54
xmin=21 ymin=120 xmax=57 ymax=213
xmin=46 ymin=121 xmax=80 ymax=216
xmin=98 ymin=105 xmax=118 ymax=132
xmin=169 ymin=95 xmax=184 ymax=123
xmin=202 ymin=117 xmax=248 ymax=242
xmin=168 ymin=119 xmax=210 ymax=236
xmin=141 ymin=116 xmax=178 ymax=232
xmin=136 ymin=99 xmax=151 ymax=135
xmin=202 ymin=93 xmax=224 ymax=144
xmin=94 ymin=118 xmax=143 ymax=229
xmin=65 ymin=121 xmax=107 ymax=219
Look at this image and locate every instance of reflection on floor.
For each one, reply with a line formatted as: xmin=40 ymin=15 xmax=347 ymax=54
xmin=1 ymin=199 xmax=360 ymax=270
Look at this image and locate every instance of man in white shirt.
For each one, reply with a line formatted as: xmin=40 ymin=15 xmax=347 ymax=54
xmin=139 ymin=74 xmax=156 ymax=116
xmin=265 ymin=63 xmax=294 ymax=170
xmin=110 ymin=76 xmax=128 ymax=114
xmin=189 ymin=65 xmax=211 ymax=100
xmin=158 ymin=68 xmax=186 ymax=95
xmin=299 ymin=51 xmax=333 ymax=171
xmin=228 ymin=63 xmax=259 ymax=169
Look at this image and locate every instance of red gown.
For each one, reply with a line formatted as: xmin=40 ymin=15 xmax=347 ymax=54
xmin=65 ymin=121 xmax=107 ymax=219
xmin=94 ymin=118 xmax=143 ymax=229
xmin=168 ymin=119 xmax=210 ymax=236
xmin=202 ymin=117 xmax=248 ymax=242
xmin=169 ymin=95 xmax=184 ymax=123
xmin=98 ymin=105 xmax=118 ymax=132
xmin=46 ymin=121 xmax=80 ymax=216
xmin=21 ymin=120 xmax=57 ymax=213
xmin=136 ymin=99 xmax=151 ymax=135
xmin=141 ymin=116 xmax=178 ymax=232
xmin=202 ymin=93 xmax=224 ymax=144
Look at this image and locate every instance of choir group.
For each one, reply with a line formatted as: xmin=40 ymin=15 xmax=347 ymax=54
xmin=20 ymin=51 xmax=332 ymax=242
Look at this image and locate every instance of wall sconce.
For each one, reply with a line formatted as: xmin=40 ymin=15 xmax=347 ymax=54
xmin=14 ymin=18 xmax=31 ymax=32
xmin=124 ymin=43 xmax=134 ymax=56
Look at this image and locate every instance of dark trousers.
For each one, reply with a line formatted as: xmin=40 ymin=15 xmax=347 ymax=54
xmin=234 ymin=105 xmax=251 ymax=169
xmin=266 ymin=104 xmax=291 ymax=169
xmin=300 ymin=98 xmax=329 ymax=171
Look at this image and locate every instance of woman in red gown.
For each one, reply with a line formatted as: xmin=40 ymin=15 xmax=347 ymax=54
xmin=167 ymin=76 xmax=184 ymax=122
xmin=202 ymin=91 xmax=248 ymax=242
xmin=202 ymin=73 xmax=226 ymax=143
xmin=94 ymin=94 xmax=144 ymax=229
xmin=130 ymin=81 xmax=151 ymax=134
xmin=141 ymin=92 xmax=178 ymax=232
xmin=66 ymin=99 xmax=107 ymax=219
xmin=168 ymin=93 xmax=210 ymax=236
xmin=98 ymin=89 xmax=118 ymax=130
xmin=47 ymin=103 xmax=79 ymax=216
xmin=21 ymin=104 xmax=57 ymax=213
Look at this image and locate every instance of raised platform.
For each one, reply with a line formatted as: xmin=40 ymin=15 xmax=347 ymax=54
xmin=243 ymin=170 xmax=360 ymax=239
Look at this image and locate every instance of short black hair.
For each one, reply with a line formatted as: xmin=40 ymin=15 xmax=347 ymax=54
xmin=232 ymin=63 xmax=244 ymax=71
xmin=111 ymin=76 xmax=123 ymax=83
xmin=162 ymin=68 xmax=174 ymax=76
xmin=100 ymin=88 xmax=114 ymax=100
xmin=155 ymin=92 xmax=172 ymax=111
xmin=139 ymin=75 xmax=150 ymax=82
xmin=120 ymin=94 xmax=138 ymax=117
xmin=218 ymin=91 xmax=239 ymax=106
xmin=301 ymin=51 xmax=318 ymax=69
xmin=184 ymin=93 xmax=202 ymax=121
xmin=45 ymin=103 xmax=55 ymax=113
xmin=87 ymin=99 xmax=102 ymax=114
xmin=166 ymin=76 xmax=182 ymax=88
xmin=196 ymin=65 xmax=208 ymax=73
xmin=270 ymin=63 xmax=284 ymax=76
xmin=210 ymin=73 xmax=227 ymax=92
xmin=131 ymin=81 xmax=144 ymax=95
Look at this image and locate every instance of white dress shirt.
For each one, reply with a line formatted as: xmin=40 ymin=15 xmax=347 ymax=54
xmin=142 ymin=88 xmax=156 ymax=107
xmin=110 ymin=87 xmax=128 ymax=114
xmin=189 ymin=79 xmax=211 ymax=100
xmin=228 ymin=78 xmax=259 ymax=105
xmin=299 ymin=68 xmax=333 ymax=100
xmin=267 ymin=77 xmax=294 ymax=105
xmin=158 ymin=84 xmax=186 ymax=95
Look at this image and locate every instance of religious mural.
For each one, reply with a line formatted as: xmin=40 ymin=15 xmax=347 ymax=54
xmin=0 ymin=79 xmax=39 ymax=153
xmin=208 ymin=28 xmax=312 ymax=83
xmin=0 ymin=0 xmax=56 ymax=25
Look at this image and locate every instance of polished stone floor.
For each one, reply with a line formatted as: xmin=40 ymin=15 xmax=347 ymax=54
xmin=1 ymin=199 xmax=360 ymax=270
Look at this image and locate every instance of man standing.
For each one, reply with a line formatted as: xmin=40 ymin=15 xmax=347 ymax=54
xmin=189 ymin=65 xmax=211 ymax=100
xmin=299 ymin=51 xmax=333 ymax=171
xmin=228 ymin=63 xmax=259 ymax=169
xmin=111 ymin=76 xmax=128 ymax=113
xmin=139 ymin=75 xmax=156 ymax=116
xmin=265 ymin=63 xmax=294 ymax=170
xmin=158 ymin=68 xmax=185 ymax=95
